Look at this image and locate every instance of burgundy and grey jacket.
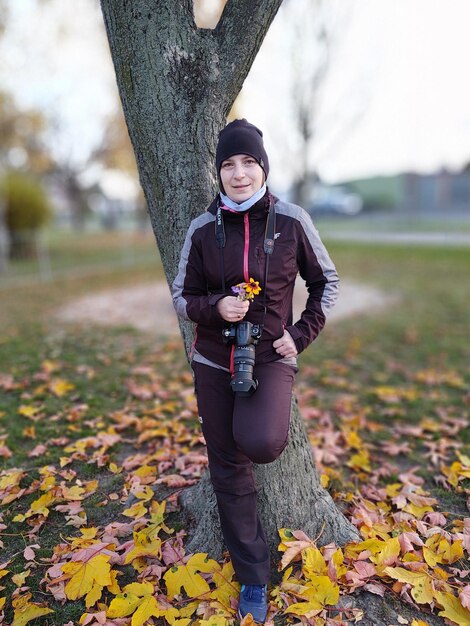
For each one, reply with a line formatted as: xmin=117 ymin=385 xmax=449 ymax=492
xmin=172 ymin=192 xmax=339 ymax=370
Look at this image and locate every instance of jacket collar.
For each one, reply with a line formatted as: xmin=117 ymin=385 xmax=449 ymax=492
xmin=207 ymin=189 xmax=275 ymax=220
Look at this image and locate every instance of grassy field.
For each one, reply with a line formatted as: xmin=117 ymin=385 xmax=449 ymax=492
xmin=0 ymin=234 xmax=469 ymax=625
xmin=0 ymin=228 xmax=159 ymax=287
xmin=313 ymin=210 xmax=470 ymax=235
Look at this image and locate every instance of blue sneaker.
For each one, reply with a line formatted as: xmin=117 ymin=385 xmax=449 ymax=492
xmin=238 ymin=584 xmax=268 ymax=623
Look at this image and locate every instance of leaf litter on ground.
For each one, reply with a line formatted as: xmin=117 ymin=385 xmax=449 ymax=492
xmin=0 ymin=335 xmax=469 ymax=625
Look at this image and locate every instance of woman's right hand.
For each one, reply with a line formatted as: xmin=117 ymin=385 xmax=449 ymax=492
xmin=216 ymin=296 xmax=250 ymax=323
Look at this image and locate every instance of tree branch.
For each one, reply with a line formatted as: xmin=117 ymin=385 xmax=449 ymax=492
xmin=214 ymin=0 xmax=284 ymax=112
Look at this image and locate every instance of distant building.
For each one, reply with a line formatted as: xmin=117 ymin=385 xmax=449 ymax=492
xmin=310 ymin=184 xmax=363 ymax=216
xmin=346 ymin=166 xmax=470 ymax=214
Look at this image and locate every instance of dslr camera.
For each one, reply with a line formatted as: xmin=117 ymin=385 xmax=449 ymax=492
xmin=222 ymin=321 xmax=262 ymax=396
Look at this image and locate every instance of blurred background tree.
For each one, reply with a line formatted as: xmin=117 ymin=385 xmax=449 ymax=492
xmin=0 ymin=0 xmax=339 ymax=254
xmin=1 ymin=171 xmax=51 ymax=258
xmin=288 ymin=0 xmax=331 ymax=208
xmin=0 ymin=91 xmax=55 ymax=174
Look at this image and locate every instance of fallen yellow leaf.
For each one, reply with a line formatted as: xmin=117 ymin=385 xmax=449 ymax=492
xmin=210 ymin=561 xmax=239 ymax=611
xmin=347 ymin=449 xmax=371 ymax=472
xmin=124 ymin=530 xmax=162 ymax=564
xmin=41 ymin=359 xmax=59 ymax=373
xmin=11 ymin=593 xmax=54 ymax=626
xmin=301 ymin=575 xmax=340 ymax=607
xmin=383 ymin=566 xmax=433 ymax=605
xmin=402 ymin=501 xmax=434 ymax=519
xmin=22 ymin=426 xmax=36 ymax=439
xmin=199 ymin=616 xmax=230 ymax=626
xmin=12 ymin=569 xmax=30 ymax=586
xmin=434 ymin=591 xmax=470 ymax=626
xmin=123 ymin=501 xmax=148 ymax=519
xmin=49 ymin=378 xmax=75 ymax=397
xmin=62 ymin=553 xmax=112 ymax=601
xmin=320 ymin=473 xmax=330 ymax=488
xmin=370 ymin=536 xmax=400 ymax=569
xmin=344 ymin=538 xmax=385 ymax=559
xmin=423 ymin=535 xmax=464 ymax=566
xmin=17 ymin=405 xmax=41 ymax=418
xmin=164 ymin=552 xmax=220 ymax=598
xmin=133 ymin=485 xmax=155 ymax=502
xmin=284 ymin=599 xmax=323 ymax=617
xmin=85 ymin=583 xmax=103 ymax=608
xmin=13 ymin=491 xmax=55 ymax=522
xmin=132 ymin=594 xmax=179 ymax=626
xmin=107 ymin=590 xmax=142 ymax=618
xmin=302 ymin=547 xmax=328 ymax=579
xmin=344 ymin=430 xmax=363 ymax=449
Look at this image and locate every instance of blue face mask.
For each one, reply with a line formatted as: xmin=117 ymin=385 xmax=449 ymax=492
xmin=220 ymin=184 xmax=267 ymax=212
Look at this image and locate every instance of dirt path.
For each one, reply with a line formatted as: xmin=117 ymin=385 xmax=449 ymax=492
xmin=56 ymin=278 xmax=396 ymax=336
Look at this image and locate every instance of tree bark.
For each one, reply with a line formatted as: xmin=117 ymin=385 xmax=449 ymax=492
xmin=181 ymin=396 xmax=359 ymax=570
xmin=100 ymin=0 xmax=359 ymax=561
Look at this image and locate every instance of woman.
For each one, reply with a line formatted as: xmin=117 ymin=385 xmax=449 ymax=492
xmin=172 ymin=119 xmax=339 ymax=623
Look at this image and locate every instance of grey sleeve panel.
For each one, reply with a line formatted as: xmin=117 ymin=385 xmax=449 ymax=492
xmin=171 ymin=212 xmax=215 ymax=320
xmin=275 ymin=200 xmax=340 ymax=317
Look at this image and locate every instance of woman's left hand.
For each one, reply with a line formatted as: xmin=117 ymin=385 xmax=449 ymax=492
xmin=273 ymin=330 xmax=298 ymax=358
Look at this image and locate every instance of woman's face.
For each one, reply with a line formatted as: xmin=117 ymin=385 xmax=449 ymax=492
xmin=220 ymin=154 xmax=265 ymax=203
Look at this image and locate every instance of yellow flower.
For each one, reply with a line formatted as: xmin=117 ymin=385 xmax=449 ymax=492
xmin=245 ymin=278 xmax=261 ymax=298
xmin=232 ymin=279 xmax=262 ymax=301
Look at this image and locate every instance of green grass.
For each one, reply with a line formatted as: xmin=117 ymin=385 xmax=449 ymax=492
xmin=314 ymin=211 xmax=470 ymax=234
xmin=297 ymin=242 xmax=470 ymax=513
xmin=0 ymin=227 xmax=159 ymax=286
xmin=0 ymin=262 xmax=164 ymax=344
xmin=0 ymin=234 xmax=469 ymax=624
xmin=1 ymin=238 xmax=468 ymax=470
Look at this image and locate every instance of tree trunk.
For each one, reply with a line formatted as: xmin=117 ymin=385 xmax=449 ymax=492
xmin=100 ymin=0 xmax=359 ymax=561
xmin=181 ymin=396 xmax=358 ymax=569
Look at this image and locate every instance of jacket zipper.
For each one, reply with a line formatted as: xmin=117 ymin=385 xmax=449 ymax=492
xmin=243 ymin=213 xmax=250 ymax=282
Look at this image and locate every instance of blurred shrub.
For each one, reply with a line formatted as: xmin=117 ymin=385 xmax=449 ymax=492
xmin=2 ymin=171 xmax=51 ymax=231
xmin=361 ymin=193 xmax=397 ymax=212
xmin=1 ymin=171 xmax=52 ymax=258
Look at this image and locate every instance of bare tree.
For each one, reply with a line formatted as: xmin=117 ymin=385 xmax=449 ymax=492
xmin=99 ymin=0 xmax=359 ymax=565
xmin=288 ymin=0 xmax=332 ymax=208
xmin=271 ymin=0 xmax=366 ymax=207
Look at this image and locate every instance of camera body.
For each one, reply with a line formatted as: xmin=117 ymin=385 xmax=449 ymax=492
xmin=222 ymin=321 xmax=262 ymax=396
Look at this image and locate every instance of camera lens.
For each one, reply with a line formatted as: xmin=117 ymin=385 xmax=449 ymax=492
xmin=230 ymin=344 xmax=258 ymax=396
xmin=223 ymin=321 xmax=262 ymax=396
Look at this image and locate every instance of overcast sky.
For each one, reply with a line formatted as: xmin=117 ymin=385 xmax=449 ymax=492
xmin=2 ymin=0 xmax=470 ymax=191
xmin=245 ymin=0 xmax=470 ymax=187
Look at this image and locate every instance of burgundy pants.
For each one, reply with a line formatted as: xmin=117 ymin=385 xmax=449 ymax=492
xmin=192 ymin=360 xmax=296 ymax=584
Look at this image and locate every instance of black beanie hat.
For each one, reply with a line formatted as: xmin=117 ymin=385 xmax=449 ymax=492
xmin=216 ymin=119 xmax=269 ymax=179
